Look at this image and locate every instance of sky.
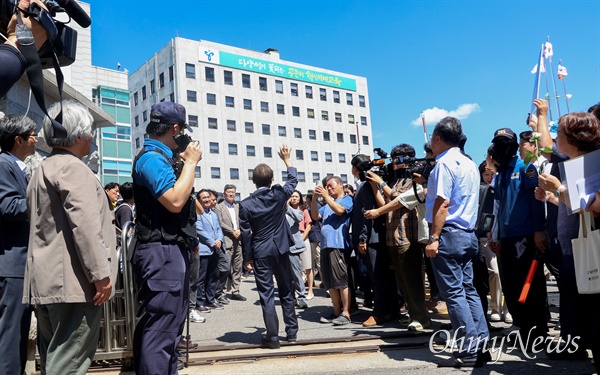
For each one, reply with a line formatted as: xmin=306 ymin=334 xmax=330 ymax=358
xmin=86 ymin=0 xmax=600 ymax=164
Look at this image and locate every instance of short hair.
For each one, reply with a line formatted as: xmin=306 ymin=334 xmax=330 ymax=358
xmin=322 ymin=175 xmax=332 ymax=187
xmin=104 ymin=182 xmax=119 ymax=191
xmin=146 ymin=122 xmax=174 ymax=137
xmin=0 ymin=114 xmax=36 ymax=151
xmin=424 ymin=141 xmax=433 ymax=154
xmin=223 ymin=184 xmax=236 ymax=193
xmin=252 ymin=163 xmax=273 ymax=188
xmin=588 ymin=102 xmax=600 ymax=121
xmin=391 ymin=143 xmax=415 ymax=158
xmin=519 ymin=130 xmax=533 ymax=143
xmin=432 ymin=117 xmax=462 ymax=146
xmin=559 ymin=112 xmax=600 ymax=153
xmin=324 ymin=176 xmax=342 ymax=187
xmin=350 ymin=154 xmax=371 ymax=172
xmin=119 ymin=182 xmax=134 ymax=200
xmin=208 ymin=189 xmax=219 ymax=199
xmin=343 ymin=184 xmax=355 ymax=193
xmin=197 ymin=189 xmax=211 ymax=199
xmin=43 ymin=100 xmax=94 ymax=147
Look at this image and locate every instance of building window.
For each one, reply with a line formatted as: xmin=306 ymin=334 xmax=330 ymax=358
xmin=133 ymin=92 xmax=138 ymax=106
xmin=142 ymin=110 xmax=148 ymax=122
xmin=312 ymin=172 xmax=320 ymax=183
xmin=259 ymin=76 xmax=267 ymax=91
xmin=350 ymin=134 xmax=357 ymax=144
xmin=323 ymin=131 xmax=330 ymax=141
xmin=362 ymin=136 xmax=369 ymax=145
xmin=248 ymin=169 xmax=253 ymax=180
xmin=346 ymin=93 xmax=353 ymax=105
xmin=169 ymin=66 xmax=174 ymax=81
xmin=294 ymin=128 xmax=302 ymax=138
xmin=209 ymin=142 xmax=219 ymax=154
xmin=322 ymin=111 xmax=329 ymax=121
xmin=170 ymin=93 xmax=175 ymax=102
xmin=246 ymin=145 xmax=256 ymax=156
xmin=264 ymin=147 xmax=272 ymax=158
xmin=281 ymin=171 xmax=288 ymax=182
xmin=243 ymin=99 xmax=252 ymax=110
xmin=298 ymin=172 xmax=306 ymax=182
xmin=226 ymin=120 xmax=236 ymax=131
xmin=307 ymin=108 xmax=315 ymax=119
xmin=325 ymin=152 xmax=332 ymax=162
xmin=228 ymin=144 xmax=238 ymax=155
xmin=224 ymin=70 xmax=233 ymax=85
xmin=337 ymin=133 xmax=344 ymax=142
xmin=225 ymin=96 xmax=234 ymax=108
xmin=361 ymin=116 xmax=367 ymax=126
xmin=277 ymin=104 xmax=285 ymax=115
xmin=320 ymin=88 xmax=327 ymax=101
xmin=245 ymin=122 xmax=254 ymax=133
xmin=187 ymin=90 xmax=197 ymax=102
xmin=211 ymin=167 xmax=220 ymax=179
xmin=292 ymin=106 xmax=300 ymax=117
xmin=310 ymin=151 xmax=318 ymax=161
xmin=339 ymin=153 xmax=346 ymax=163
xmin=261 ymin=101 xmax=269 ymax=112
xmin=205 ymin=67 xmax=215 ymax=82
xmin=296 ymin=150 xmax=304 ymax=160
xmin=335 ymin=112 xmax=342 ymax=122
xmin=305 ymin=85 xmax=313 ymax=99
xmin=134 ymin=116 xmax=139 ymax=127
xmin=262 ymin=124 xmax=271 ymax=135
xmin=341 ymin=174 xmax=348 ymax=183
xmin=333 ymin=90 xmax=340 ymax=103
xmin=348 ymin=114 xmax=355 ymax=124
xmin=275 ymin=80 xmax=283 ymax=94
xmin=159 ymin=73 xmax=164 ymax=88
xmin=150 ymin=79 xmax=156 ymax=94
xmin=359 ymin=95 xmax=366 ymax=107
xmin=290 ymin=83 xmax=298 ymax=96
xmin=195 ymin=166 xmax=201 ymax=178
xmin=230 ymin=168 xmax=239 ymax=180
xmin=185 ymin=63 xmax=195 ymax=79
xmin=308 ymin=129 xmax=316 ymax=140
xmin=135 ymin=138 xmax=140 ymax=148
xmin=189 ymin=115 xmax=199 ymax=128
xmin=242 ymin=74 xmax=251 ymax=88
xmin=206 ymin=93 xmax=216 ymax=105
xmin=278 ymin=126 xmax=286 ymax=137
xmin=142 ymin=86 xmax=147 ymax=100
xmin=207 ymin=117 xmax=217 ymax=129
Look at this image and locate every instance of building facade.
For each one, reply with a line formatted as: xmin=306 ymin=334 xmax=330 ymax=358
xmin=129 ymin=38 xmax=372 ymax=197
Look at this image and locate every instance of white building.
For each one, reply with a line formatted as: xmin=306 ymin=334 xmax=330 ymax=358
xmin=129 ymin=38 xmax=373 ymax=198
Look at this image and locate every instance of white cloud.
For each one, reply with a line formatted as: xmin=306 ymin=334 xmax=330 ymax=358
xmin=411 ymin=103 xmax=480 ymax=126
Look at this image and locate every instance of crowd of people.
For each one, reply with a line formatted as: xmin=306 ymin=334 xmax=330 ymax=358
xmin=1 ymin=97 xmax=600 ymax=374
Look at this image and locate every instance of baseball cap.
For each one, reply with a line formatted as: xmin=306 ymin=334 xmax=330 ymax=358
xmin=148 ymin=102 xmax=192 ymax=132
xmin=492 ymin=128 xmax=516 ymax=143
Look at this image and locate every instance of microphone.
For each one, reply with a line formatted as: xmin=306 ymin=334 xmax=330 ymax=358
xmin=54 ymin=0 xmax=91 ymax=28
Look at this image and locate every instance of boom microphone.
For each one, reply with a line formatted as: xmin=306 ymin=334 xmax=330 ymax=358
xmin=54 ymin=0 xmax=91 ymax=28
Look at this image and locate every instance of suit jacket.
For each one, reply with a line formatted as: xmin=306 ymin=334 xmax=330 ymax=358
xmin=23 ymin=149 xmax=118 ymax=305
xmin=351 ymin=181 xmax=385 ymax=247
xmin=0 ymin=152 xmax=29 ymax=278
xmin=196 ymin=210 xmax=224 ymax=256
xmin=240 ymin=167 xmax=297 ymax=262
xmin=215 ymin=200 xmax=239 ymax=249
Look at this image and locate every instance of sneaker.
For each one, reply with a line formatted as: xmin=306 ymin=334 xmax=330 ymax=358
xmin=306 ymin=292 xmax=314 ymax=300
xmin=196 ymin=304 xmax=211 ymax=313
xmin=189 ymin=310 xmax=205 ymax=323
xmin=504 ymin=312 xmax=513 ymax=324
xmin=431 ymin=301 xmax=448 ymax=314
xmin=230 ymin=293 xmax=247 ymax=301
xmin=331 ymin=314 xmax=351 ymax=326
xmin=296 ymin=299 xmax=308 ymax=309
xmin=320 ymin=313 xmax=338 ymax=324
xmin=408 ymin=319 xmax=431 ymax=331
xmin=490 ymin=313 xmax=501 ymax=322
xmin=399 ymin=314 xmax=411 ymax=326
xmin=206 ymin=302 xmax=225 ymax=310
xmin=217 ymin=295 xmax=231 ymax=305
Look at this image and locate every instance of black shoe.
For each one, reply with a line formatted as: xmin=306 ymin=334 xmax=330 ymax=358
xmin=217 ymin=295 xmax=231 ymax=305
xmin=177 ymin=360 xmax=185 ymax=371
xmin=196 ymin=305 xmax=211 ymax=313
xmin=261 ymin=336 xmax=281 ymax=349
xmin=206 ymin=302 xmax=225 ymax=310
xmin=286 ymin=334 xmax=297 ymax=343
xmin=230 ymin=293 xmax=247 ymax=301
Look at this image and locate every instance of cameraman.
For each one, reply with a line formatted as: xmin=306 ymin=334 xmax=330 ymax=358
xmin=364 ymin=144 xmax=431 ymax=330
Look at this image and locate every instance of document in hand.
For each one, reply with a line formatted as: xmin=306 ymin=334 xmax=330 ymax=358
xmin=559 ymin=148 xmax=600 ymax=214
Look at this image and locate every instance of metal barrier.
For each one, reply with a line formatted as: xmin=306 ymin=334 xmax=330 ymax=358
xmin=93 ymin=221 xmax=137 ymax=367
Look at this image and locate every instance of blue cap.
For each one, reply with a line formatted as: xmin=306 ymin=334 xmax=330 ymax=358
xmin=492 ymin=128 xmax=516 ymax=143
xmin=149 ymin=102 xmax=192 ymax=132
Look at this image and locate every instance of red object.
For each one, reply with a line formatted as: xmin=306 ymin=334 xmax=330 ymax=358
xmin=519 ymin=257 xmax=540 ymax=303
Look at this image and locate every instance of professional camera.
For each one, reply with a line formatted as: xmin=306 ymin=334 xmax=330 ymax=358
xmin=394 ymin=156 xmax=435 ymax=181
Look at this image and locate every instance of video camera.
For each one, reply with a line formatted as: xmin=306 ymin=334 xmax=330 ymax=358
xmin=369 ymin=147 xmax=435 ymax=183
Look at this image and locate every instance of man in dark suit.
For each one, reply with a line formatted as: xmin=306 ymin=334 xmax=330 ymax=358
xmin=240 ymin=145 xmax=298 ymax=349
xmin=0 ymin=114 xmax=37 ymax=374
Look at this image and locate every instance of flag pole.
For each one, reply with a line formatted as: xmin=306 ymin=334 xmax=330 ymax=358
xmin=530 ymin=44 xmax=544 ymax=115
xmin=559 ymin=59 xmax=571 ymax=113
xmin=421 ymin=113 xmax=429 ymax=143
xmin=546 ymin=37 xmax=562 ymax=118
xmin=355 ymin=121 xmax=361 ymax=154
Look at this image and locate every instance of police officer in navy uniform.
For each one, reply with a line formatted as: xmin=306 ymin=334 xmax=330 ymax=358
xmin=131 ymin=102 xmax=202 ymax=375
